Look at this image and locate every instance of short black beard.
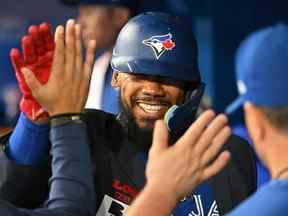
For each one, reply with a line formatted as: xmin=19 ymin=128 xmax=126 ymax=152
xmin=117 ymin=99 xmax=154 ymax=153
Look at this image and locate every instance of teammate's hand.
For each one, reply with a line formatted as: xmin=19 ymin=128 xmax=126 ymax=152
xmin=10 ymin=22 xmax=54 ymax=121
xmin=21 ymin=19 xmax=96 ymax=116
xmin=146 ymin=110 xmax=231 ymax=203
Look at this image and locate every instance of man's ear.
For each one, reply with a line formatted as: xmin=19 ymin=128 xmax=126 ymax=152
xmin=111 ymin=71 xmax=121 ymax=88
xmin=112 ymin=7 xmax=131 ymax=30
xmin=244 ymin=102 xmax=266 ymax=143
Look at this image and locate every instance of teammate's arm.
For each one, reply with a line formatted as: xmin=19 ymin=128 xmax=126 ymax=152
xmin=0 ymin=19 xmax=96 ymax=216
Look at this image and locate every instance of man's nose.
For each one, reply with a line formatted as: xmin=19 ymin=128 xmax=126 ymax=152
xmin=141 ymin=81 xmax=165 ymax=97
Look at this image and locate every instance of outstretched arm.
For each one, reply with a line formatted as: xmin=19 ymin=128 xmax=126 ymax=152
xmin=0 ymin=19 xmax=96 ymax=216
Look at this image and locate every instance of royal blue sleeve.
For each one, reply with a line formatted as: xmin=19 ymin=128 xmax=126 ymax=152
xmin=227 ymin=180 xmax=288 ymax=216
xmin=5 ymin=112 xmax=50 ymax=165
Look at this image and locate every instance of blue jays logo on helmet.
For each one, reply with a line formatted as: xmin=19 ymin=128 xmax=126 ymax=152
xmin=142 ymin=33 xmax=176 ymax=60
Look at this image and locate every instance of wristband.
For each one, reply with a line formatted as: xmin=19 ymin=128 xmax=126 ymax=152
xmin=49 ymin=113 xmax=84 ymax=127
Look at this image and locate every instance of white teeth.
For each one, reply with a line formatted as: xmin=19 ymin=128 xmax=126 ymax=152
xmin=138 ymin=103 xmax=164 ymax=113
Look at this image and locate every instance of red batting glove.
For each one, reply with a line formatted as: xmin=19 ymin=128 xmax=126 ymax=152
xmin=10 ymin=22 xmax=54 ymax=121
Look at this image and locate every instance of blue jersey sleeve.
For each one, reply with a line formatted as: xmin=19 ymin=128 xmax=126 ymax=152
xmin=227 ymin=180 xmax=288 ymax=216
xmin=6 ymin=112 xmax=50 ymax=165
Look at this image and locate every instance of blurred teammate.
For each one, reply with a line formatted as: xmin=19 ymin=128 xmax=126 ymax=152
xmin=226 ymin=36 xmax=271 ymax=188
xmin=61 ymin=0 xmax=139 ymax=114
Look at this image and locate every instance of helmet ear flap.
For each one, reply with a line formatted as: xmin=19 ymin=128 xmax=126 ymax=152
xmin=164 ymin=83 xmax=205 ymax=143
xmin=184 ymin=83 xmax=205 ymax=103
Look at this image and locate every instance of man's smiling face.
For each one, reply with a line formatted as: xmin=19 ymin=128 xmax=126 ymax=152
xmin=112 ymin=72 xmax=186 ymax=130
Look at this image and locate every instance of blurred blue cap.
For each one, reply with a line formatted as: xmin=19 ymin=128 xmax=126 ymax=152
xmin=225 ymin=23 xmax=288 ymax=114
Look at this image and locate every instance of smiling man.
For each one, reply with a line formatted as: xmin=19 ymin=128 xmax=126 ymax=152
xmin=0 ymin=12 xmax=256 ymax=216
xmin=114 ymin=74 xmax=185 ymax=129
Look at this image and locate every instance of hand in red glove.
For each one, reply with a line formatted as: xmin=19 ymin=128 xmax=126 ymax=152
xmin=10 ymin=22 xmax=54 ymax=121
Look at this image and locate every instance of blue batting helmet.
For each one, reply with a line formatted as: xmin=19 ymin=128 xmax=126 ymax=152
xmin=111 ymin=12 xmax=201 ymax=84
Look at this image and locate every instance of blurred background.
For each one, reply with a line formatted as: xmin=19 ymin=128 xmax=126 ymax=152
xmin=0 ymin=0 xmax=287 ymax=126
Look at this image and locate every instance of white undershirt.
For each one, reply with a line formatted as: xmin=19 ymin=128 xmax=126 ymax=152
xmin=85 ymin=52 xmax=112 ymax=109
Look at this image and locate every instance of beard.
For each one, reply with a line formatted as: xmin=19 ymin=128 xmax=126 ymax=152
xmin=118 ymin=98 xmax=179 ymax=152
xmin=118 ymin=98 xmax=154 ymax=153
xmin=117 ymin=86 xmax=187 ymax=151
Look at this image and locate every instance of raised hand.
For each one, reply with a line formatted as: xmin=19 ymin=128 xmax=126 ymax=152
xmin=146 ymin=110 xmax=231 ymax=202
xmin=21 ymin=19 xmax=96 ymax=116
xmin=125 ymin=111 xmax=231 ymax=216
xmin=10 ymin=22 xmax=54 ymax=121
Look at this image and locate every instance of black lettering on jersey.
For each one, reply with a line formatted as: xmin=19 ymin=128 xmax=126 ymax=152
xmin=108 ymin=200 xmax=125 ymax=215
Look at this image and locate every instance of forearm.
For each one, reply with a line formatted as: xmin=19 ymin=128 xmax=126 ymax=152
xmin=126 ymin=183 xmax=177 ymax=216
xmin=45 ymin=119 xmax=95 ymax=216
